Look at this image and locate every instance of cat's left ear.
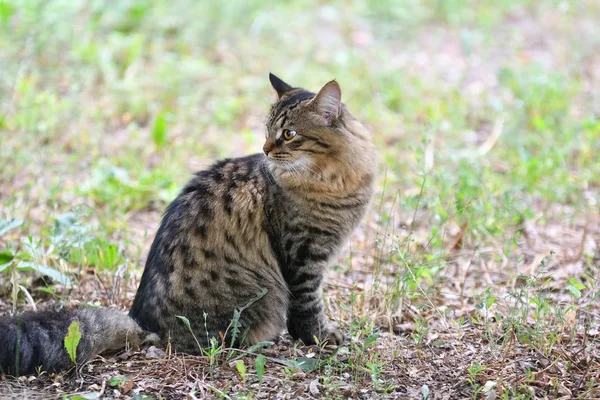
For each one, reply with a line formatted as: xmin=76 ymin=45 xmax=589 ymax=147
xmin=269 ymin=73 xmax=293 ymax=99
xmin=311 ymin=80 xmax=341 ymax=125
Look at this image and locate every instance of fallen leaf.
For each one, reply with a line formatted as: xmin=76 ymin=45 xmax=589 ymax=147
xmin=309 ymin=379 xmax=320 ymax=396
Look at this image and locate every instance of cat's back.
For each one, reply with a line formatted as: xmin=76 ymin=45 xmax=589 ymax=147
xmin=129 ymin=153 xmax=288 ymax=348
xmin=153 ymin=153 xmax=271 ymax=244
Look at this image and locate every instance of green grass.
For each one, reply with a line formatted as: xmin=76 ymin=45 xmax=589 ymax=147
xmin=1 ymin=0 xmax=599 ymax=398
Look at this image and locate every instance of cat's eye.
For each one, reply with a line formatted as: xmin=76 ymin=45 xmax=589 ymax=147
xmin=282 ymin=129 xmax=297 ymax=140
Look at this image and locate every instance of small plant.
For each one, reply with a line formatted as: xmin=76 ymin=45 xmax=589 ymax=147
xmin=473 ymin=287 xmax=498 ymax=348
xmin=206 ymin=337 xmax=223 ymax=376
xmin=176 ymin=288 xmax=268 ymax=379
xmin=70 ymin=238 xmax=125 ymax=272
xmin=366 ymin=355 xmax=394 ymax=393
xmin=412 ymin=317 xmax=430 ymax=347
xmin=466 ymin=361 xmax=487 ymax=399
xmin=107 ymin=375 xmax=130 ymax=388
xmin=0 ymin=218 xmax=72 ymax=310
xmin=176 ymin=315 xmax=202 ymax=351
xmin=64 ymin=320 xmax=82 ymax=366
xmin=151 ymin=111 xmax=169 ymax=148
xmin=467 ymin=361 xmax=486 ymax=376
xmin=227 ymin=288 xmax=268 ymax=349
xmin=235 ymin=360 xmax=247 ymax=384
xmin=566 ymin=277 xmax=585 ymax=299
xmin=78 ymin=164 xmax=178 ymax=214
xmin=255 ymin=354 xmax=266 ymax=386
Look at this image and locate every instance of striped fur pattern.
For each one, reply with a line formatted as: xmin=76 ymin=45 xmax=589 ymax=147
xmin=129 ymin=74 xmax=376 ymax=351
xmin=0 ymin=74 xmax=375 ymax=376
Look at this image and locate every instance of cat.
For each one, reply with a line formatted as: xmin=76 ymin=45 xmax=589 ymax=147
xmin=0 ymin=73 xmax=375 ymax=376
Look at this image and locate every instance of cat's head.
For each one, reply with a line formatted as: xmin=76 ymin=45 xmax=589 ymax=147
xmin=263 ymin=73 xmax=374 ymax=192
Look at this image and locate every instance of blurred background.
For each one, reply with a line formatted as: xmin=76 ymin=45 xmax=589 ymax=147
xmin=2 ymin=0 xmax=599 ymax=222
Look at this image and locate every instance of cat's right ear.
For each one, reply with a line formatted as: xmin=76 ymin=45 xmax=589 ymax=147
xmin=310 ymin=80 xmax=342 ymax=125
xmin=269 ymin=73 xmax=293 ymax=99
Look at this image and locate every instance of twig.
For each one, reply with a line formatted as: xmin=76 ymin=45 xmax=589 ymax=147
xmin=477 ymin=116 xmax=505 ymax=156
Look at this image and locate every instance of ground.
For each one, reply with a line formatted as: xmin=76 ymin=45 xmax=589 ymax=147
xmin=0 ymin=1 xmax=599 ymax=399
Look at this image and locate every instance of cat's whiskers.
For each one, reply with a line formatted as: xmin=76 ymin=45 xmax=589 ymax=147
xmin=268 ymin=155 xmax=308 ymax=182
xmin=295 ymin=164 xmax=312 ymax=181
xmin=271 ymin=156 xmax=329 ymax=186
xmin=285 ymin=158 xmax=313 ymax=183
xmin=302 ymin=157 xmax=324 ymax=172
xmin=295 ymin=163 xmax=318 ymax=180
xmin=285 ymin=161 xmax=305 ymax=182
xmin=298 ymin=158 xmax=324 ymax=179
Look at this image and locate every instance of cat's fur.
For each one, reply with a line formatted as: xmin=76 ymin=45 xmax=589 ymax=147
xmin=0 ymin=308 xmax=155 ymax=376
xmin=0 ymin=74 xmax=375 ymax=376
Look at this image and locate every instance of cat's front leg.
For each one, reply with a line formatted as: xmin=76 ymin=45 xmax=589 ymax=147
xmin=285 ymin=263 xmax=344 ymax=346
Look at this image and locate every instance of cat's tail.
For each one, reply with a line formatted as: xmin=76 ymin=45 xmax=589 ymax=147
xmin=0 ymin=307 xmax=158 ymax=376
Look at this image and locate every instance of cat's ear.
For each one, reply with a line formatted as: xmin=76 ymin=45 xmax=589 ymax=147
xmin=311 ymin=80 xmax=341 ymax=125
xmin=269 ymin=73 xmax=293 ymax=99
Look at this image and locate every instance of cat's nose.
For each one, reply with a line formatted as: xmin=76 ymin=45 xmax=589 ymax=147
xmin=263 ymin=143 xmax=274 ymax=156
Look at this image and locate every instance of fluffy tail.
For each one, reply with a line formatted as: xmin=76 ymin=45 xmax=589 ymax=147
xmin=0 ymin=307 xmax=157 ymax=376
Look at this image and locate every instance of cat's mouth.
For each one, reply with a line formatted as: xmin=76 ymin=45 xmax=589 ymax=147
xmin=268 ymin=159 xmax=291 ymax=170
xmin=266 ymin=154 xmax=292 ymax=163
xmin=267 ymin=155 xmax=299 ymax=168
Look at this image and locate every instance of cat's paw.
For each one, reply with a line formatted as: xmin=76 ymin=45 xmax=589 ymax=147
xmin=319 ymin=323 xmax=345 ymax=346
xmin=288 ymin=319 xmax=345 ymax=346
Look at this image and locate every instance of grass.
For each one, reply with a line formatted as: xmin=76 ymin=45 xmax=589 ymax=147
xmin=1 ymin=0 xmax=599 ymax=398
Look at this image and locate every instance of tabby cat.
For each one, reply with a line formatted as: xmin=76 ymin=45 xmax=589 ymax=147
xmin=0 ymin=73 xmax=375 ymax=376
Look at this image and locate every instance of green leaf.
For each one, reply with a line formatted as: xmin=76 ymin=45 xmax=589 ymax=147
xmin=66 ymin=393 xmax=101 ymax=400
xmin=54 ymin=212 xmax=78 ymax=236
xmin=364 ymin=333 xmax=379 ymax=348
xmin=15 ymin=251 xmax=33 ymax=262
xmin=17 ymin=262 xmax=71 ymax=286
xmin=486 ymin=295 xmax=496 ymax=309
xmin=517 ymin=334 xmax=531 ymax=345
xmin=235 ymin=360 xmax=246 ymax=382
xmin=0 ymin=218 xmax=23 ymax=236
xmin=246 ymin=341 xmax=274 ymax=353
xmin=421 ymin=384 xmax=430 ymax=399
xmin=132 ymin=394 xmax=154 ymax=400
xmin=0 ymin=1 xmax=15 ymax=26
xmin=230 ymin=309 xmax=242 ymax=347
xmin=567 ymin=278 xmax=585 ymax=298
xmin=231 ymin=288 xmax=268 ymax=346
xmin=176 ymin=315 xmax=192 ymax=329
xmin=151 ymin=112 xmax=168 ymax=148
xmin=255 ymin=354 xmax=266 ymax=383
xmin=66 ymin=396 xmax=98 ymax=400
xmin=0 ymin=249 xmax=14 ymax=266
xmin=568 ymin=277 xmax=586 ymax=290
xmin=64 ymin=320 xmax=82 ymax=365
xmin=567 ymin=285 xmax=582 ymax=298
xmin=286 ymin=357 xmax=321 ymax=373
xmin=108 ymin=376 xmax=129 ymax=387
xmin=176 ymin=315 xmax=202 ymax=351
